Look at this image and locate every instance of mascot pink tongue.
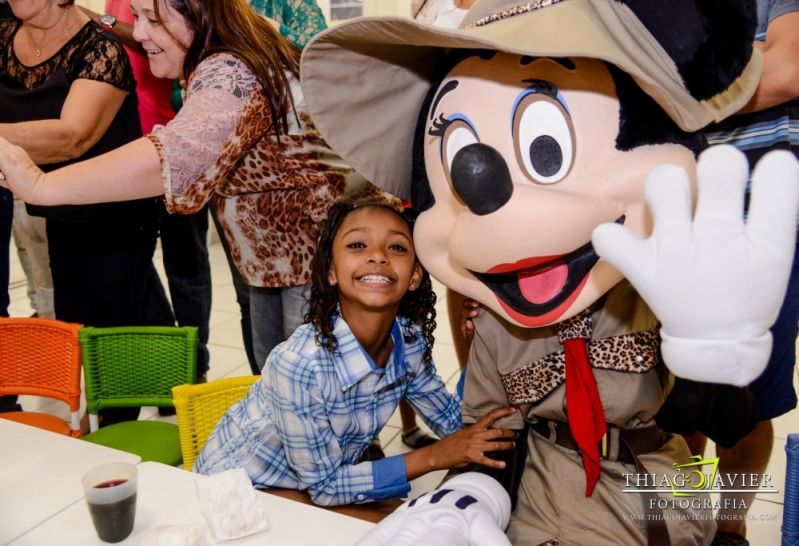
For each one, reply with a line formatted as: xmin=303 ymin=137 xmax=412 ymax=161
xmin=517 ymin=262 xmax=568 ymax=304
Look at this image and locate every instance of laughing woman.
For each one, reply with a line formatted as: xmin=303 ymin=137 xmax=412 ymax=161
xmin=0 ymin=0 xmax=368 ymax=369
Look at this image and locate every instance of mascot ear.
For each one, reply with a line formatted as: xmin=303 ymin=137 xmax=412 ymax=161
xmin=615 ymin=0 xmax=756 ymax=101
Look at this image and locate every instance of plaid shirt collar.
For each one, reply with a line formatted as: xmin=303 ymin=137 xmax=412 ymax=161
xmin=331 ymin=312 xmax=408 ymax=391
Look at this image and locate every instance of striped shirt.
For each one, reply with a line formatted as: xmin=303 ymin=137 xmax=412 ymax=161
xmin=195 ymin=314 xmax=462 ymax=506
xmin=705 ymin=0 xmax=798 ymax=167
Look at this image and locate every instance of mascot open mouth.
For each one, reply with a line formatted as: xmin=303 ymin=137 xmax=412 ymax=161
xmin=470 ymin=216 xmax=624 ymax=323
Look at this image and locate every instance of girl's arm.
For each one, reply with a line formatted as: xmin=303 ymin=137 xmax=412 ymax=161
xmin=268 ymin=350 xmax=409 ymax=506
xmin=400 ymin=326 xmax=516 ymax=480
xmin=0 ymin=79 xmax=127 ymax=165
xmin=403 ymin=407 xmax=517 ymax=481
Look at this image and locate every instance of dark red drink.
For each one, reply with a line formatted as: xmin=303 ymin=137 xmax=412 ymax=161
xmin=84 ymin=475 xmax=137 ymax=543
xmin=95 ymin=479 xmax=129 ymax=489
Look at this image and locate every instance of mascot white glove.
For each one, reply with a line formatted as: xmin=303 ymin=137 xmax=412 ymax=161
xmin=355 ymin=472 xmax=511 ymax=546
xmin=593 ymin=145 xmax=799 ymax=386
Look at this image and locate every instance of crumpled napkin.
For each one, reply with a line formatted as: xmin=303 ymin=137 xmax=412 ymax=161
xmin=195 ymin=468 xmax=270 ymax=541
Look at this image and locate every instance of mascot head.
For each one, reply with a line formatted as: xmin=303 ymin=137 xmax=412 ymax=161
xmin=301 ymin=0 xmax=760 ymax=327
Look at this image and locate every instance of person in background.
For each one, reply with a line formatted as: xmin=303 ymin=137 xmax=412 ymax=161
xmin=195 ymin=200 xmax=516 ymax=506
xmin=82 ymin=0 xmax=212 ymax=383
xmin=11 ymin=194 xmax=54 ymax=318
xmin=0 ymin=0 xmax=19 ymax=416
xmin=250 ymin=0 xmax=326 ymax=49
xmin=0 ymin=175 xmax=11 ymax=414
xmin=164 ymin=0 xmax=328 ymax=377
xmin=688 ymin=2 xmax=799 ymax=545
xmin=0 ymin=0 xmax=380 ymax=384
xmin=210 ymin=0 xmax=327 ymax=376
xmin=0 ymin=0 xmax=174 ymax=425
xmin=412 ymin=0 xmax=474 ymax=27
xmin=4 ymin=0 xmax=55 ymax=323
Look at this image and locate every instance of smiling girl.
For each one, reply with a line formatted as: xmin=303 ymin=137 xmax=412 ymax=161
xmin=195 ymin=200 xmax=517 ymax=506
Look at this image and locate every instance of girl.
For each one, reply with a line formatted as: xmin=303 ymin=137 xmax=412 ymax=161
xmin=194 ymin=200 xmax=517 ymax=506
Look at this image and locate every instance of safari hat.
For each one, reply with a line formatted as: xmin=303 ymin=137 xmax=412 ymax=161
xmin=300 ymin=0 xmax=761 ymax=198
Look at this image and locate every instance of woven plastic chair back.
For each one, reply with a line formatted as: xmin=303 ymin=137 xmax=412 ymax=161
xmin=79 ymin=326 xmax=198 ymax=416
xmin=172 ymin=375 xmax=259 ymax=470
xmin=0 ymin=317 xmax=83 ymax=436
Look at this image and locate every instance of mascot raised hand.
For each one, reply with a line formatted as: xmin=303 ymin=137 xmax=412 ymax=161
xmin=301 ymin=1 xmax=799 ymax=544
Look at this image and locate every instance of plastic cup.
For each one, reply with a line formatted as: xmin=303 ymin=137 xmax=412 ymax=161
xmin=81 ymin=462 xmax=138 ymax=543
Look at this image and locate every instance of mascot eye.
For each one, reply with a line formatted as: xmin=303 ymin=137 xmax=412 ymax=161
xmin=512 ymin=95 xmax=575 ymax=184
xmin=441 ymin=118 xmax=479 ymax=179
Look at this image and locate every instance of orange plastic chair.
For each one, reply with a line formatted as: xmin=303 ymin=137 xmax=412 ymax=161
xmin=0 ymin=317 xmax=83 ymax=437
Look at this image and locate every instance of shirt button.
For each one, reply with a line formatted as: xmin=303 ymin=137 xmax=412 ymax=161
xmin=357 ymin=494 xmax=365 ymax=501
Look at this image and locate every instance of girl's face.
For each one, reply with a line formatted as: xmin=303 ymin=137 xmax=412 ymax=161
xmin=329 ymin=207 xmax=423 ymax=315
xmin=130 ymin=0 xmax=194 ymax=79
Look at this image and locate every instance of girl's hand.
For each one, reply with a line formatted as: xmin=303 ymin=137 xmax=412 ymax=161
xmin=429 ymin=407 xmax=517 ymax=470
xmin=0 ymin=137 xmax=45 ymax=201
xmin=460 ymin=297 xmax=481 ymax=342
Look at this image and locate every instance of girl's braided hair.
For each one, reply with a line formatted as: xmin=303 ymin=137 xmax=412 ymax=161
xmin=305 ymin=199 xmax=437 ymax=368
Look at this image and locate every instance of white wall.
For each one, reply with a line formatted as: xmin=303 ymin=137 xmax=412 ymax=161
xmin=363 ymin=0 xmax=411 ymax=17
xmin=75 ymin=0 xmax=104 ymax=12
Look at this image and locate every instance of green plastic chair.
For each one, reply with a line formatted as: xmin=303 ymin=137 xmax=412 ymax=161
xmin=79 ymin=326 xmax=198 ymax=465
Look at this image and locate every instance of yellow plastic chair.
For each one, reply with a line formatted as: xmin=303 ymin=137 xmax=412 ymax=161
xmin=0 ymin=317 xmax=83 ymax=437
xmin=172 ymin=375 xmax=259 ymax=470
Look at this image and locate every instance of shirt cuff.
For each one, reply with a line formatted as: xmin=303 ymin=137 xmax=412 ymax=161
xmin=145 ymin=132 xmax=174 ymax=212
xmin=361 ymin=455 xmax=410 ymax=502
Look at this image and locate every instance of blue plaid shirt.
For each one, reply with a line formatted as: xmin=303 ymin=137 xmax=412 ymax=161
xmin=195 ymin=314 xmax=462 ymax=506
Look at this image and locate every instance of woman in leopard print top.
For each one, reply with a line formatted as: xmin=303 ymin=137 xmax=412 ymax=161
xmin=0 ymin=0 xmax=386 ymax=370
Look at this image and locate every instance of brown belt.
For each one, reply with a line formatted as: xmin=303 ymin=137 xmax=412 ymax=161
xmin=529 ymin=419 xmax=671 ymax=546
xmin=529 ymin=419 xmax=664 ymax=464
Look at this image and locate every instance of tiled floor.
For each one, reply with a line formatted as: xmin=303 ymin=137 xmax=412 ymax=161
xmin=7 ymin=232 xmax=797 ymax=544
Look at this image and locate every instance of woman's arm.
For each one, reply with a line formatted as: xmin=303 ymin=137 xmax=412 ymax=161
xmin=0 ymin=79 xmax=127 ymax=164
xmin=0 ymin=55 xmax=263 ymax=210
xmin=0 ymin=136 xmax=163 ymax=204
xmin=267 ymin=349 xmax=410 ymax=507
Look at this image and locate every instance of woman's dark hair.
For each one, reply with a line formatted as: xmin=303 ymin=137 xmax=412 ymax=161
xmin=154 ymin=0 xmax=299 ymax=136
xmin=305 ymin=199 xmax=438 ymax=368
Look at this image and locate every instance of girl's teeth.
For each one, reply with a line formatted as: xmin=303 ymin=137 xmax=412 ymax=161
xmin=360 ymin=275 xmax=391 ymax=284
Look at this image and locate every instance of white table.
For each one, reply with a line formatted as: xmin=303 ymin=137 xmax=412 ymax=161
xmin=0 ymin=419 xmax=141 ymax=544
xmin=11 ymin=461 xmax=376 ymax=545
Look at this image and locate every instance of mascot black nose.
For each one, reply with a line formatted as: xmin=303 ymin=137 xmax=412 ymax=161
xmin=450 ymin=143 xmax=514 ymax=216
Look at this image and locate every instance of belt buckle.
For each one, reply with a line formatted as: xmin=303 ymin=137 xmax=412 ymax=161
xmin=600 ymin=432 xmax=609 ymax=459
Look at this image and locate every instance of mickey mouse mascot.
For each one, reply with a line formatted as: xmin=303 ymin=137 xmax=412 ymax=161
xmin=300 ymin=1 xmax=799 ymax=544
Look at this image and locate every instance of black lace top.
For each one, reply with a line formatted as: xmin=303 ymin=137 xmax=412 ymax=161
xmin=0 ymin=19 xmax=135 ymax=92
xmin=0 ymin=19 xmax=149 ymax=223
